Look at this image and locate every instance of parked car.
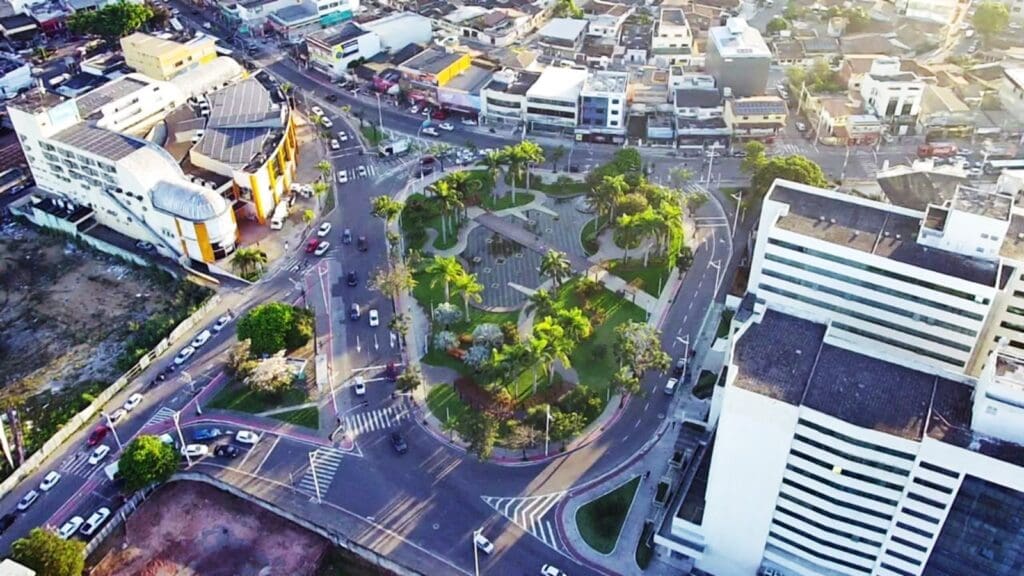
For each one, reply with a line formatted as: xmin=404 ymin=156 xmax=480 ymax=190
xmin=325 ymin=94 xmax=338 ymax=103
xmin=795 ymin=122 xmax=807 ymax=132
xmin=109 ymin=408 xmax=127 ymax=423
xmin=310 ymin=106 xmax=324 ymax=116
xmin=305 ymin=238 xmax=320 ymax=254
xmin=438 ymin=122 xmax=454 ymax=132
xmin=338 ymin=132 xmax=348 ymax=142
xmin=422 ymin=127 xmax=439 ymax=137
xmin=357 ymin=236 xmax=368 ymax=251
xmin=350 ymin=303 xmax=361 ymax=321
xmin=674 ymin=358 xmax=686 ymax=377
xmin=337 ymin=171 xmax=349 ymax=184
xmin=357 ymin=165 xmax=367 ymax=178
xmin=235 ymin=430 xmax=260 ymax=445
xmin=321 ymin=117 xmax=334 ymax=128
xmin=329 ymin=139 xmax=340 ymax=150
xmin=16 ymin=490 xmax=39 ymax=512
xmin=181 ymin=444 xmax=209 ymax=458
xmin=0 ymin=513 xmax=16 ymax=535
xmin=58 ymin=516 xmax=84 ymax=539
xmin=474 ymin=532 xmax=494 ymax=554
xmin=39 ymin=471 xmax=61 ymax=491
xmin=135 ymin=241 xmax=154 ymax=251
xmin=369 ymin=309 xmax=379 ymax=327
xmin=391 ymin=431 xmax=408 ymax=454
xmin=190 ymin=329 xmax=212 ymax=348
xmin=173 ymin=346 xmax=195 ymax=365
xmin=87 ymin=425 xmax=109 ymax=447
xmin=347 ymin=270 xmax=358 ymax=286
xmin=342 ymin=228 xmax=352 ymax=244
xmin=191 ymin=428 xmax=224 ymax=442
xmin=664 ymin=377 xmax=679 ymax=395
xmin=541 ymin=565 xmax=567 ymax=576
xmin=214 ymin=444 xmax=240 ymax=458
xmin=88 ymin=445 xmax=110 ymax=466
xmin=213 ymin=314 xmax=232 ymax=332
xmin=314 ymin=241 xmax=331 ymax=256
xmin=461 ymin=118 xmax=477 ymax=125
xmin=80 ymin=507 xmax=111 ymax=536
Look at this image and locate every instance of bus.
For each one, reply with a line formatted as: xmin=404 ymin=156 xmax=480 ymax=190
xmin=983 ymin=158 xmax=1024 ymax=175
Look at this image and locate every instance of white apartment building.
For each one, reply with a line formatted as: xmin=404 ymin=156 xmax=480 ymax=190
xmin=361 ymin=12 xmax=432 ymax=52
xmin=651 ymin=7 xmax=693 ymax=67
xmin=659 ymin=302 xmax=1024 ymax=576
xmin=479 ymin=68 xmax=541 ymax=126
xmin=306 ymin=23 xmax=382 ymax=80
xmin=579 ymin=70 xmax=628 ymax=135
xmin=524 ymin=67 xmax=586 ymax=131
xmin=898 ymin=0 xmax=959 ymax=24
xmin=9 ymin=77 xmax=237 ymax=265
xmin=860 ymin=58 xmax=925 ymax=136
xmin=747 ymin=179 xmax=1007 ymax=375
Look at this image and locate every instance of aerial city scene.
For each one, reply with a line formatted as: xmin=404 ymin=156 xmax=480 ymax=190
xmin=0 ymin=0 xmax=1023 ymax=574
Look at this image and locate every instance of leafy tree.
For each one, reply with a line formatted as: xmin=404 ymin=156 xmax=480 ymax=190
xmin=119 ymin=435 xmax=178 ymax=492
xmin=465 ymin=411 xmax=499 ymax=460
xmin=227 ymin=339 xmax=257 ymax=380
xmin=555 ymin=306 xmax=593 ymax=343
xmin=246 ymin=354 xmax=295 ymax=395
xmin=668 ymin=167 xmax=695 ymax=189
xmin=842 ymin=7 xmax=871 ymax=33
xmin=302 ymin=209 xmax=315 ymax=229
xmin=389 ymin=313 xmax=411 ymax=339
xmin=371 ymin=262 xmax=417 ymax=301
xmin=464 ymin=344 xmax=492 ymax=369
xmin=434 ymin=302 xmax=462 ymax=327
xmin=311 ymin=181 xmax=329 ymax=206
xmin=540 ymin=250 xmax=573 ymax=287
xmin=973 ymin=1 xmax=1010 ymax=42
xmin=530 ymin=316 xmax=576 ymax=384
xmin=237 ymin=302 xmax=312 ymax=356
xmin=550 ymin=410 xmax=586 ymax=441
xmin=614 ymin=321 xmax=670 ymax=377
xmin=371 ymin=195 xmax=404 ymax=224
xmin=612 ymin=365 xmax=642 ymax=396
xmin=396 ymin=365 xmax=425 ymax=392
xmin=472 ymin=323 xmax=505 ymax=348
xmin=482 ymin=150 xmax=504 ymax=189
xmin=525 ymin=288 xmax=556 ymax=319
xmin=783 ymin=0 xmax=803 ymax=20
xmin=750 ymin=155 xmax=829 ymax=200
xmin=524 ymin=403 xmax=551 ymax=431
xmin=316 ymin=160 xmax=332 ymax=181
xmin=426 ymin=255 xmax=465 ymax=303
xmin=505 ymin=422 xmax=540 ymax=459
xmin=684 ymin=192 xmax=709 ymax=215
xmin=741 ymin=141 xmax=767 ymax=174
xmin=67 ymin=0 xmax=154 ymax=45
xmin=517 ymin=139 xmax=546 ymax=192
xmin=677 ymin=245 xmax=694 ymax=272
xmin=550 ymin=145 xmax=567 ymax=171
xmin=11 ymin=528 xmax=85 ymax=576
xmin=434 ymin=330 xmax=458 ymax=350
xmin=231 ymin=247 xmax=268 ymax=279
xmin=561 ymin=385 xmax=603 ymax=421
xmin=500 ymin=144 xmax=527 ymax=202
xmin=553 ymin=0 xmax=584 ymax=18
xmin=766 ymin=16 xmax=789 ymax=35
xmin=453 ymin=272 xmax=484 ymax=320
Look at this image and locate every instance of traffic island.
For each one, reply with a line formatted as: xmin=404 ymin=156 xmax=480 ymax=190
xmin=574 ymin=475 xmax=641 ymax=555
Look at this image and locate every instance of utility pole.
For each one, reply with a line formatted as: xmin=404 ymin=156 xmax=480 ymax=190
xmin=472 ymin=529 xmax=481 ymax=576
xmin=173 ymin=411 xmax=191 ymax=467
xmin=309 ymin=450 xmax=322 ymax=504
xmin=544 ymin=404 xmax=551 ymax=457
xmin=101 ymin=412 xmax=123 ymax=451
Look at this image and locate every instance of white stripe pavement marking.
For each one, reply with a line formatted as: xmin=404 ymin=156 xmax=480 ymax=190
xmin=383 ymin=408 xmax=392 ymax=427
xmin=254 ymin=436 xmax=280 ymax=474
xmin=481 ymin=492 xmax=567 ymax=553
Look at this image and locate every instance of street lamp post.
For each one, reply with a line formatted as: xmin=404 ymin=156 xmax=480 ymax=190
xmin=309 ymin=450 xmax=323 ymax=503
xmin=172 ymin=411 xmax=192 ymax=467
xmin=101 ymin=412 xmax=123 ymax=451
xmin=709 ymin=259 xmax=724 ymax=295
xmin=731 ymin=190 xmax=743 ymax=237
xmin=472 ymin=529 xmax=481 ymax=576
xmin=544 ymin=404 xmax=551 ymax=457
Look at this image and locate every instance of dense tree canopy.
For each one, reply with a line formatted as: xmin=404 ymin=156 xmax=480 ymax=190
xmin=236 ymin=302 xmax=314 ymax=356
xmin=11 ymin=528 xmax=86 ymax=576
xmin=119 ymin=435 xmax=178 ymax=492
xmin=68 ymin=1 xmax=155 ymax=44
xmin=973 ymin=1 xmax=1010 ymax=40
xmin=749 ymin=155 xmax=830 ymax=199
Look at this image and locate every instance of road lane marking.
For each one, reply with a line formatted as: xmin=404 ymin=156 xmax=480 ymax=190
xmin=253 ymin=435 xmax=280 ymax=474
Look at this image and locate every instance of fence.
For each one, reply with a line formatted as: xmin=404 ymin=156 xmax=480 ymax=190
xmin=82 ymin=486 xmax=154 ymax=557
xmin=0 ymin=295 xmax=222 ymax=502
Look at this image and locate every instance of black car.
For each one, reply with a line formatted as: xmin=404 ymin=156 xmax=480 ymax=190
xmin=214 ymin=444 xmax=240 ymax=458
xmin=391 ymin=432 xmax=408 ymax=454
xmin=326 ymin=94 xmax=338 ymax=103
xmin=191 ymin=428 xmax=224 ymax=442
xmin=347 ymin=271 xmax=358 ymax=287
xmin=0 ymin=513 xmax=16 ymax=534
xmin=357 ymin=236 xmax=368 ymax=252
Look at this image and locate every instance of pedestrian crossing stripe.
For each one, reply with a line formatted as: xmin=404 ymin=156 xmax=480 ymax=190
xmin=59 ymin=452 xmax=96 ymax=476
xmin=143 ymin=406 xmax=176 ymax=428
xmin=343 ymin=402 xmax=412 ymax=436
xmin=297 ymin=446 xmax=345 ymax=497
xmin=481 ymin=492 xmax=567 ymax=552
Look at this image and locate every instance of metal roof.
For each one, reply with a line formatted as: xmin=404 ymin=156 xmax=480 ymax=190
xmin=51 ymin=123 xmax=145 ymax=161
xmin=195 ymin=78 xmax=284 ymax=168
xmin=75 ymin=76 xmax=150 ymax=118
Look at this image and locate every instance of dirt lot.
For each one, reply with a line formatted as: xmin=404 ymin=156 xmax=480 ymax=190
xmin=90 ymin=482 xmax=385 ymax=576
xmin=0 ymin=222 xmax=174 ymax=396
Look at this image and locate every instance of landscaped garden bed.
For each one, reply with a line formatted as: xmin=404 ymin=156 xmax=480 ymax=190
xmin=576 ymin=476 xmax=641 ymax=554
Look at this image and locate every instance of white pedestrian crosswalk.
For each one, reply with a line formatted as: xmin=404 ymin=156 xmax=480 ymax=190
xmin=143 ymin=406 xmax=176 ymax=429
xmin=297 ymin=446 xmax=345 ymax=498
xmin=772 ymin=142 xmax=811 ymax=155
xmin=343 ymin=401 xmax=413 ymax=437
xmin=482 ymin=491 xmax=567 ymax=552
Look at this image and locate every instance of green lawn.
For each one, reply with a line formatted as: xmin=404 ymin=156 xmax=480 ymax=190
xmin=510 ymin=171 xmax=590 ymax=196
xmin=556 ymin=279 xmax=647 ymax=398
xmin=400 ymin=193 xmax=465 ymax=252
xmin=581 ymin=218 xmax=601 ymax=256
xmin=483 ymin=189 xmax=534 ymax=211
xmin=693 ymin=370 xmax=718 ymax=399
xmin=576 ymin=476 xmax=641 ymax=554
xmin=269 ymin=406 xmax=319 ymax=429
xmin=360 ymin=125 xmax=385 ymax=146
xmin=607 ymin=258 xmax=672 ymax=296
xmin=427 ymin=383 xmax=472 ymax=435
xmin=207 ymin=382 xmax=311 ymax=414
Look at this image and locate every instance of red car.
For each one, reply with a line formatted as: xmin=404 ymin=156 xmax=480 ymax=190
xmin=305 ymin=238 xmax=319 ymax=253
xmin=431 ymin=109 xmax=447 ymax=120
xmin=87 ymin=425 xmax=109 ymax=447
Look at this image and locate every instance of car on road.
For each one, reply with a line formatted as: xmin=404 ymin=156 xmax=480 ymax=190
xmin=40 ymin=471 xmax=61 ymax=491
xmin=317 ymin=222 xmax=332 ymax=237
xmin=87 ymin=425 xmax=109 ymax=447
xmin=461 ymin=118 xmax=477 ymax=125
xmin=664 ymin=377 xmax=679 ymax=395
xmin=88 ymin=445 xmax=110 ymax=465
xmin=342 ymin=228 xmax=352 ymax=244
xmin=541 ymin=565 xmax=567 ymax=576
xmin=214 ymin=444 xmax=240 ymax=458
xmin=353 ymin=376 xmax=366 ymax=396
xmin=795 ymin=122 xmax=807 ymax=132
xmin=321 ymin=117 xmax=334 ymax=129
xmin=135 ymin=240 xmax=154 ymax=251
xmin=329 ymin=139 xmax=340 ymax=150
xmin=369 ymin=309 xmax=379 ymax=327
xmin=960 ymin=147 xmax=973 ymax=156
xmin=350 ymin=303 xmax=361 ymax=321
xmin=58 ymin=516 xmax=84 ymax=539
xmin=357 ymin=165 xmax=367 ymax=178
xmin=80 ymin=507 xmax=111 ymax=536
xmin=325 ymin=94 xmax=338 ymax=103
xmin=203 ymin=22 xmax=212 ymax=30
xmin=174 ymin=346 xmax=195 ymax=365
xmin=192 ymin=428 xmax=224 ymax=442
xmin=0 ymin=513 xmax=15 ymax=535
xmin=968 ymin=167 xmax=983 ymax=178
xmin=181 ymin=444 xmax=209 ymax=458
xmin=235 ymin=430 xmax=260 ymax=445
xmin=337 ymin=171 xmax=349 ymax=184
xmin=108 ymin=408 xmax=127 ymax=423
xmin=422 ymin=127 xmax=439 ymax=137
xmin=473 ymin=532 xmax=494 ymax=554
xmin=213 ymin=314 xmax=232 ymax=332
xmin=357 ymin=236 xmax=368 ymax=251
xmin=190 ymin=329 xmax=212 ymax=349
xmin=391 ymin=431 xmax=408 ymax=454
xmin=306 ymin=238 xmax=321 ymax=254
xmin=310 ymin=106 xmax=324 ymax=116
xmin=409 ymin=105 xmax=420 ymax=115
xmin=438 ymin=122 xmax=454 ymax=132
xmin=315 ymin=240 xmax=330 ymax=255
xmin=347 ymin=270 xmax=358 ymax=286
xmin=674 ymin=358 xmax=686 ymax=377
xmin=16 ymin=490 xmax=39 ymax=512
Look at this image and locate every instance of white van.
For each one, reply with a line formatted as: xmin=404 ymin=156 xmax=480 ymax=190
xmin=270 ymin=216 xmax=284 ymax=230
xmin=664 ymin=377 xmax=679 ymax=395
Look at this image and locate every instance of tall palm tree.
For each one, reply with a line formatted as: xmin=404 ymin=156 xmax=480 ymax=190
xmin=442 ymin=171 xmax=471 ymax=219
xmin=371 ymin=195 xmax=404 ymax=224
xmin=483 ymin=150 xmax=504 ymax=192
xmin=540 ymin=250 xmax=573 ymax=288
xmin=525 ymin=288 xmax=555 ymax=318
xmin=617 ymin=214 xmax=639 ymax=260
xmin=316 ymin=160 xmax=332 ymax=181
xmin=426 ymin=255 xmax=464 ymax=303
xmin=530 ymin=317 xmax=574 ymax=385
xmin=302 ymin=208 xmax=315 ymax=229
xmin=311 ymin=181 xmax=329 ymax=210
xmin=591 ymin=174 xmax=629 ymax=227
xmin=389 ymin=313 xmax=411 ymax=341
xmin=454 ymin=272 xmax=484 ymax=320
xmin=518 ymin=140 xmax=545 ymax=193
xmin=231 ymin=247 xmax=268 ymax=277
xmin=432 ymin=180 xmax=462 ymax=244
xmin=501 ymin=145 xmax=526 ymax=203
xmin=550 ymin=144 xmax=567 ymax=172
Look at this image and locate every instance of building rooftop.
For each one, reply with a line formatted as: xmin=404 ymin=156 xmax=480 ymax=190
xmin=876 ymin=166 xmax=970 ymax=211
xmin=527 ymin=66 xmax=587 ymax=101
xmin=538 ymin=18 xmax=589 ymax=42
xmin=51 ymin=123 xmax=146 ymax=161
xmin=868 ymin=71 xmax=919 ymax=83
xmin=195 ymin=78 xmax=285 ymax=169
xmin=76 ymin=75 xmax=150 ymax=119
xmin=951 ymin=186 xmax=1012 ymax=221
xmin=307 ymin=23 xmax=367 ymax=48
xmin=660 ymin=7 xmax=688 ymax=27
xmin=445 ymin=64 xmax=493 ymax=93
xmin=583 ymin=70 xmax=628 ymax=94
xmin=401 ymin=48 xmax=464 ymax=75
xmin=1001 ymin=214 xmax=1024 ymax=261
xmin=708 ymin=18 xmax=770 ymax=59
xmin=728 ymin=97 xmax=787 ymax=116
xmin=621 ymin=23 xmax=650 ymax=51
xmin=674 ymin=87 xmax=722 ymax=109
xmin=770 ymin=181 xmax=1000 ymax=287
xmin=0 ymin=53 xmax=26 ymax=76
xmin=483 ymin=69 xmax=540 ymax=96
xmin=732 ymin=310 xmax=826 ymax=405
xmin=269 ymin=4 xmax=317 ymax=25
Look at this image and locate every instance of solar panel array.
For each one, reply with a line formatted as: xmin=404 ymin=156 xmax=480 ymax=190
xmin=52 ymin=123 xmax=145 ymax=161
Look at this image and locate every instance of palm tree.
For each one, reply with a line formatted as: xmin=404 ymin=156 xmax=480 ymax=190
xmin=442 ymin=171 xmax=471 ymax=218
xmin=518 ymin=140 xmax=545 ymax=193
xmin=501 ymin=145 xmax=526 ymax=203
xmin=311 ymin=181 xmax=329 ymax=209
xmin=591 ymin=174 xmax=629 ymax=226
xmin=525 ymin=288 xmax=555 ymax=318
xmin=302 ymin=208 xmax=315 ymax=229
xmin=550 ymin=145 xmax=567 ymax=172
xmin=555 ymin=306 xmax=593 ymax=343
xmin=426 ymin=255 xmax=464 ymax=303
xmin=431 ymin=180 xmax=462 ymax=244
xmin=540 ymin=250 xmax=572 ymax=287
xmin=454 ymin=272 xmax=484 ymax=320
xmin=389 ymin=313 xmax=411 ymax=342
xmin=483 ymin=150 xmax=504 ymax=192
xmin=231 ymin=247 xmax=268 ymax=277
xmin=530 ymin=317 xmax=574 ymax=385
xmin=316 ymin=160 xmax=332 ymax=181
xmin=371 ymin=196 xmax=404 ymax=224
xmin=617 ymin=214 xmax=640 ymax=260
xmin=371 ymin=263 xmax=417 ymax=309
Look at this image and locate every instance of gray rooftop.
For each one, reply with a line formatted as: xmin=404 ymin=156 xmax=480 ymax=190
xmin=674 ymin=87 xmax=722 ymax=109
xmin=308 ymin=23 xmax=367 ymax=48
xmin=1000 ymin=214 xmax=1024 ymax=261
xmin=401 ymin=48 xmax=464 ymax=75
xmin=51 ymin=123 xmax=145 ymax=161
xmin=951 ymin=186 xmax=1012 ymax=221
xmin=732 ymin=310 xmax=825 ymax=405
xmin=877 ymin=169 xmax=968 ymax=211
xmin=76 ymin=76 xmax=149 ymax=118
xmin=660 ymin=8 xmax=687 ymax=27
xmin=195 ymin=78 xmax=284 ymax=168
xmin=484 ymin=70 xmax=541 ymax=96
xmin=729 ymin=98 xmax=787 ymax=116
xmin=771 ymin=182 xmax=1000 ymax=287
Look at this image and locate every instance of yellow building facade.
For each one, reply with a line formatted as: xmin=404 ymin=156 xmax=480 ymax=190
xmin=121 ymin=32 xmax=218 ymax=81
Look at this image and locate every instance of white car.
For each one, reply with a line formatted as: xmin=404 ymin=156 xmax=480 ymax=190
xmin=330 ymin=139 xmax=340 ymax=150
xmin=39 ymin=471 xmax=61 ymax=492
xmin=203 ymin=22 xmax=212 ymax=30
xmin=174 ymin=345 xmax=196 ymax=365
xmin=409 ymin=105 xmax=420 ymax=114
xmin=422 ymin=127 xmax=439 ymax=137
xmin=109 ymin=408 xmax=127 ymax=423
xmin=190 ymin=330 xmax=212 ymax=349
xmin=181 ymin=444 xmax=210 ymax=458
xmin=369 ymin=309 xmax=379 ymax=327
xmin=357 ymin=165 xmax=367 ymax=178
xmin=474 ymin=532 xmax=494 ymax=554
xmin=353 ymin=376 xmax=366 ymax=396
xmin=337 ymin=171 xmax=349 ymax=184
xmin=310 ymin=106 xmax=324 ymax=117
xmin=338 ymin=132 xmax=348 ymax=142
xmin=80 ymin=507 xmax=111 ymax=537
xmin=235 ymin=430 xmax=260 ymax=445
xmin=123 ymin=393 xmax=144 ymax=412
xmin=58 ymin=516 xmax=84 ymax=540
xmin=438 ymin=122 xmax=454 ymax=132
xmin=317 ymin=222 xmax=333 ymax=237
xmin=461 ymin=118 xmax=477 ymax=126
xmin=314 ymin=241 xmax=331 ymax=256
xmin=213 ymin=314 xmax=232 ymax=332
xmin=16 ymin=490 xmax=39 ymax=511
xmin=540 ymin=565 xmax=567 ymax=576
xmin=321 ymin=117 xmax=334 ymax=129
xmin=88 ymin=445 xmax=110 ymax=465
